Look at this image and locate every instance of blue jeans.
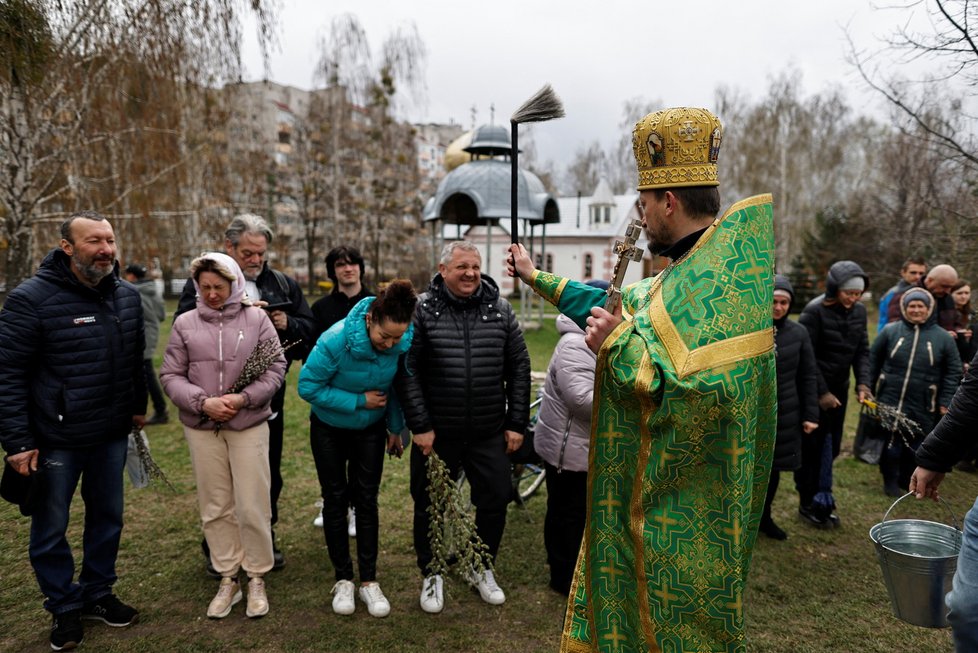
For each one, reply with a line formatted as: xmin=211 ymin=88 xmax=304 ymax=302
xmin=948 ymin=496 xmax=978 ymax=651
xmin=29 ymin=438 xmax=127 ymax=614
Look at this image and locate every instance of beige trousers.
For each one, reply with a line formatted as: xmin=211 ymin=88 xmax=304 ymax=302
xmin=185 ymin=423 xmax=274 ymax=577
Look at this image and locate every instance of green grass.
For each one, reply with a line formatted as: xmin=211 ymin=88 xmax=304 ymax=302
xmin=0 ymin=301 xmax=971 ymax=651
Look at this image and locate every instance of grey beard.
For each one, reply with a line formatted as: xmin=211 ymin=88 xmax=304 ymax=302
xmin=74 ymin=254 xmax=113 ymax=285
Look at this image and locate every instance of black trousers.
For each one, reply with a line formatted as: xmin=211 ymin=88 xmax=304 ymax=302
xmin=143 ymin=358 xmax=167 ymax=416
xmin=762 ymin=470 xmax=781 ymax=524
xmin=269 ymin=382 xmax=286 ymax=526
xmin=410 ymin=434 xmax=511 ymax=576
xmin=309 ymin=414 xmax=386 ymax=583
xmin=543 ymin=462 xmax=587 ymax=595
xmin=880 ymin=436 xmax=919 ymax=491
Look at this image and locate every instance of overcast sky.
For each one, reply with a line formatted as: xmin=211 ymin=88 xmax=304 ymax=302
xmin=241 ymin=0 xmax=917 ymax=167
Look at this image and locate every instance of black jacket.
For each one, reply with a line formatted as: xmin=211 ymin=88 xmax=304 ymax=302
xmin=177 ymin=262 xmax=315 ymax=364
xmin=799 ymin=261 xmax=872 ymax=396
xmin=396 ymin=274 xmax=531 ymax=439
xmin=0 ymin=249 xmax=147 ymax=453
xmin=916 ymin=350 xmax=978 ymax=472
xmin=310 ymin=287 xmax=374 ymax=341
xmin=774 ymin=318 xmax=820 ymax=471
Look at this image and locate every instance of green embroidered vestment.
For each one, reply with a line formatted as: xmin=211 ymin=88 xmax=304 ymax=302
xmin=531 ymin=195 xmax=777 ymax=653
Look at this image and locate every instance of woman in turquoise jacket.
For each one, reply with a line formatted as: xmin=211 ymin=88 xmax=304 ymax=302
xmin=298 ymin=280 xmax=416 ymax=619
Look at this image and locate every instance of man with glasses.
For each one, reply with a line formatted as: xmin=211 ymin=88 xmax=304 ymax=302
xmin=796 ymin=261 xmax=873 ymax=528
xmin=177 ymin=213 xmax=315 ymax=573
xmin=885 ymin=263 xmax=959 ymax=330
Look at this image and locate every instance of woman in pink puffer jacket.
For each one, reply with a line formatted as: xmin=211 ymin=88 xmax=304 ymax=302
xmin=160 ymin=252 xmax=285 ymax=621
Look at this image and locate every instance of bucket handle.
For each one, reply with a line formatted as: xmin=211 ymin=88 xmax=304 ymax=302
xmin=882 ymin=491 xmax=960 ymax=532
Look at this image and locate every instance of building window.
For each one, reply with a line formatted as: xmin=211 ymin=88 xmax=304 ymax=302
xmin=584 ymin=253 xmax=593 ymax=278
xmin=535 ymin=254 xmax=543 ymax=269
xmin=546 ymin=254 xmax=553 ymax=273
xmin=604 ymin=206 xmax=611 ymax=223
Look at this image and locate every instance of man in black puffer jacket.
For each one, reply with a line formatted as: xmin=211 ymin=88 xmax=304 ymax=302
xmin=911 ymin=348 xmax=978 ymax=652
xmin=0 ymin=211 xmax=147 ymax=650
xmin=796 ymin=260 xmax=874 ymax=528
xmin=397 ymin=240 xmax=531 ymax=614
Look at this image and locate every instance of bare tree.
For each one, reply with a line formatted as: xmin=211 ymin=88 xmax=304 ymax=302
xmin=0 ymin=0 xmax=276 ymax=288
xmin=305 ymin=14 xmax=427 ymax=281
xmin=847 ymin=0 xmax=977 ymax=167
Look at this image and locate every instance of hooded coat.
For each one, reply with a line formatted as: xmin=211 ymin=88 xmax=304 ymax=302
xmin=870 ymin=289 xmax=962 ymax=435
xmin=298 ymin=296 xmax=413 ymax=433
xmin=160 ymin=252 xmax=286 ymax=432
xmin=533 ymin=313 xmax=595 ymax=473
xmin=800 ymin=260 xmax=872 ymax=396
xmin=773 ymin=275 xmax=820 ymax=471
xmin=0 ymin=249 xmax=147 ymax=453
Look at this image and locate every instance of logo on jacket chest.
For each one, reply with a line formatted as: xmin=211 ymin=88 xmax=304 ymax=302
xmin=73 ymin=315 xmax=97 ymax=325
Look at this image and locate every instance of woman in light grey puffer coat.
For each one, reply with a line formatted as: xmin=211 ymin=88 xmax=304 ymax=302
xmin=533 ymin=307 xmax=598 ymax=595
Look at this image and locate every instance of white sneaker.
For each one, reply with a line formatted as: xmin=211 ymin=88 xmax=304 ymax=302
xmin=207 ymin=577 xmax=242 ymax=619
xmin=347 ymin=507 xmax=356 ymax=537
xmin=358 ymin=582 xmax=391 ymax=618
xmin=419 ymin=575 xmax=444 ymax=614
xmin=313 ymin=499 xmax=324 ymax=528
xmin=331 ymin=580 xmax=356 ymax=615
xmin=466 ymin=568 xmax=505 ymax=605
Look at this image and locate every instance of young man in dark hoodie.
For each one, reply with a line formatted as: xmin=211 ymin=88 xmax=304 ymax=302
xmin=796 ymin=261 xmax=873 ymax=527
xmin=765 ymin=275 xmax=820 ymax=539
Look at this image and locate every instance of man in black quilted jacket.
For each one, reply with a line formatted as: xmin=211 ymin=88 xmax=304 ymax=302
xmin=0 ymin=211 xmax=147 ymax=651
xmin=396 ymin=240 xmax=531 ymax=614
xmin=912 ymin=349 xmax=978 ymax=652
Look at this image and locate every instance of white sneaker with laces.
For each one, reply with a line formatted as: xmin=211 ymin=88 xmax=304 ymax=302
xmin=419 ymin=575 xmax=444 ymax=614
xmin=466 ymin=568 xmax=505 ymax=605
xmin=331 ymin=580 xmax=356 ymax=615
xmin=347 ymin=507 xmax=357 ymax=537
xmin=358 ymin=582 xmax=391 ymax=618
xmin=313 ymin=499 xmax=324 ymax=528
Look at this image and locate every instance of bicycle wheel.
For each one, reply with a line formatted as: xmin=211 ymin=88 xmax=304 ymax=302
xmin=512 ymin=462 xmax=546 ymax=504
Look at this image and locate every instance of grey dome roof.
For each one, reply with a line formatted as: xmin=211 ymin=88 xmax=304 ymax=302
xmin=463 ymin=124 xmax=512 ymax=156
xmin=423 ymin=159 xmax=559 ymax=225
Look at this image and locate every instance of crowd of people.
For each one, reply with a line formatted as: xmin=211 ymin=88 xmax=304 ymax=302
xmin=3 ymin=105 xmax=978 ymax=653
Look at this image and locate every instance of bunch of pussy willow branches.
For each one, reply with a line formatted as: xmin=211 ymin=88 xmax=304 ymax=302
xmin=425 ymin=451 xmax=494 ymax=593
xmin=198 ymin=338 xmax=296 ymax=434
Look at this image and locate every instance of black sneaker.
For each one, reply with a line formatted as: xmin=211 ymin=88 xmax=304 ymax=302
xmin=50 ymin=610 xmax=83 ymax=651
xmin=81 ymin=594 xmax=139 ymax=627
xmin=798 ymin=505 xmax=829 ymax=528
xmin=760 ymin=518 xmax=788 ymax=541
xmin=145 ymin=412 xmax=169 ymax=425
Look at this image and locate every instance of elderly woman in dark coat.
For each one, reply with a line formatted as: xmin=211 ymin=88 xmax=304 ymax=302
xmin=871 ymin=287 xmax=962 ymax=496
xmin=763 ymin=275 xmax=819 ymax=539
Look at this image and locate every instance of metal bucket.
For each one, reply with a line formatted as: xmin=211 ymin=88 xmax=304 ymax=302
xmin=869 ymin=492 xmax=962 ymax=628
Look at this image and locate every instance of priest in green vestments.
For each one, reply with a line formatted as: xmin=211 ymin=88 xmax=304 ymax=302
xmin=508 ymin=107 xmax=777 ymax=653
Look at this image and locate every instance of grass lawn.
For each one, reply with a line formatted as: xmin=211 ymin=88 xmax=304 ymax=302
xmin=0 ymin=300 xmax=971 ymax=652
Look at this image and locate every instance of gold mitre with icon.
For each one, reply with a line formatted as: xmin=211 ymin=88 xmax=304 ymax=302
xmin=632 ymin=107 xmax=722 ymax=190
